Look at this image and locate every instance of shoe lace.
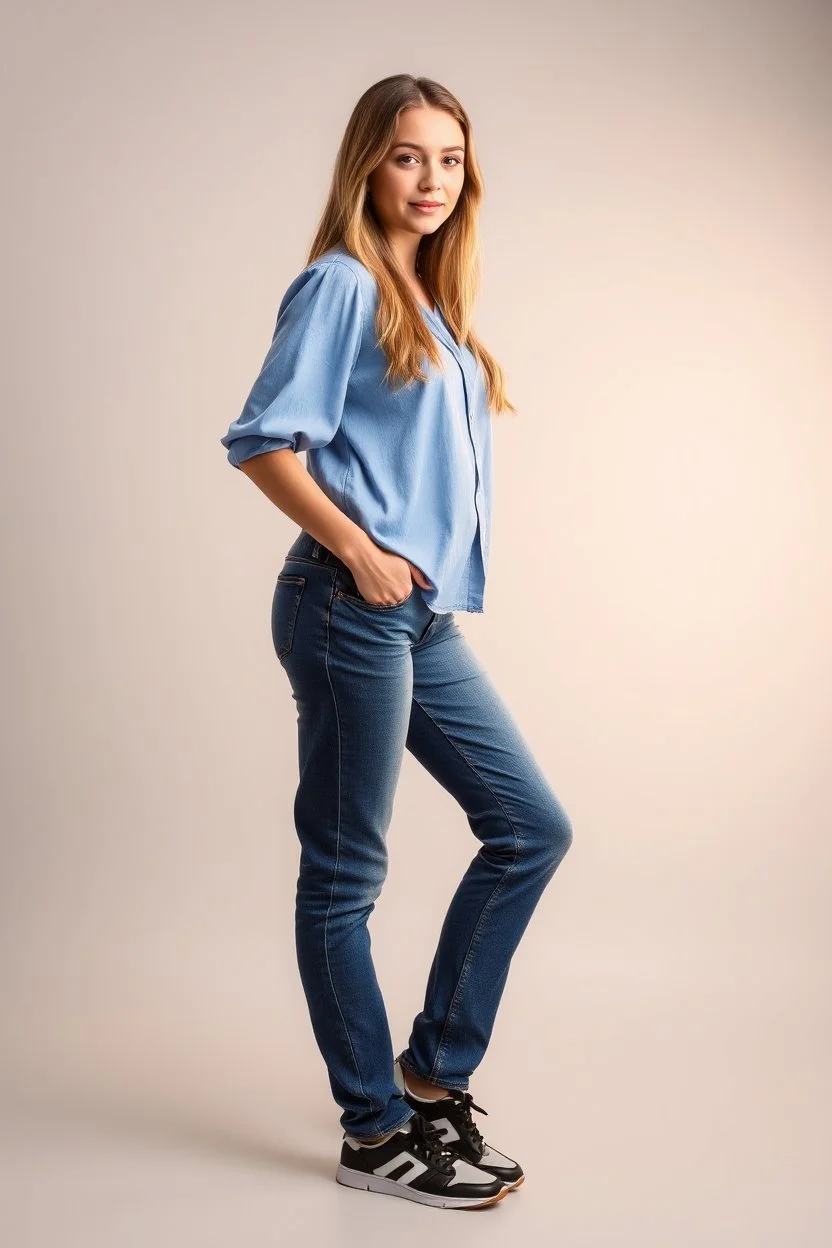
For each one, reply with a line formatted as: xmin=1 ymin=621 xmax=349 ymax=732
xmin=445 ymin=1090 xmax=488 ymax=1156
xmin=409 ymin=1111 xmax=457 ymax=1176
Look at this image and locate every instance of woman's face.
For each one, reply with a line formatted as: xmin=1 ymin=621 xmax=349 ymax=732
xmin=367 ymin=106 xmax=466 ymax=240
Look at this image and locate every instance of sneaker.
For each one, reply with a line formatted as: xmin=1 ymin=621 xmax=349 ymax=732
xmin=393 ymin=1057 xmax=525 ymax=1191
xmin=335 ymin=1110 xmax=508 ymax=1208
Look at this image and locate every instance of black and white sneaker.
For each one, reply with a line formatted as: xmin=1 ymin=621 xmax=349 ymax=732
xmin=393 ymin=1057 xmax=525 ymax=1190
xmin=335 ymin=1110 xmax=508 ymax=1208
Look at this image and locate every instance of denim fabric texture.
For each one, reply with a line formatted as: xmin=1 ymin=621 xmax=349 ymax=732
xmin=220 ymin=241 xmax=493 ymax=613
xmin=273 ymin=529 xmax=574 ymax=1139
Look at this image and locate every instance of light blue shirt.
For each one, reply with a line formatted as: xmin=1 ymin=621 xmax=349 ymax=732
xmin=220 ymin=241 xmax=493 ymax=613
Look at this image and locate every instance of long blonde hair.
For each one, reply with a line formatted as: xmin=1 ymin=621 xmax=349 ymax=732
xmin=307 ymin=74 xmax=516 ymax=417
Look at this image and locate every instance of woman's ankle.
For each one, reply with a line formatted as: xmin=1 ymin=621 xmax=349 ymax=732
xmin=403 ymin=1070 xmax=452 ymax=1101
xmin=351 ymin=1126 xmax=398 ymax=1146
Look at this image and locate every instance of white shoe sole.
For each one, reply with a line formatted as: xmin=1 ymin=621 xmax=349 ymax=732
xmin=335 ymin=1162 xmax=508 ymax=1208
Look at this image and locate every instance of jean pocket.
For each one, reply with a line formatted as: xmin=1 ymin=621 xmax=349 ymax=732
xmin=333 ymin=566 xmax=414 ymax=611
xmin=271 ymin=573 xmax=306 ymax=660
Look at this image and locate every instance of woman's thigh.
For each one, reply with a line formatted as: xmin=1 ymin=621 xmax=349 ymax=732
xmin=274 ymin=554 xmax=421 ymax=874
xmin=407 ymin=614 xmax=572 ymax=854
xmin=274 ymin=551 xmax=570 ymax=863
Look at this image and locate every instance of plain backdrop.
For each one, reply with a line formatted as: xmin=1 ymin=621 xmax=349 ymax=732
xmin=2 ymin=1 xmax=830 ymax=1244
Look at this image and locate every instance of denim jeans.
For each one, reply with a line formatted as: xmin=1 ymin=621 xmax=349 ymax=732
xmin=272 ymin=529 xmax=574 ymax=1139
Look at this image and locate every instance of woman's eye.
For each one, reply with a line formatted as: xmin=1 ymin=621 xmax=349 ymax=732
xmin=394 ymin=154 xmax=462 ymax=167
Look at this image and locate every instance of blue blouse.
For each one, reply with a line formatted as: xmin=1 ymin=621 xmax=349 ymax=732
xmin=220 ymin=241 xmax=493 ymax=613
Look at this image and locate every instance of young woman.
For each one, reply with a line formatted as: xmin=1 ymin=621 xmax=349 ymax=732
xmin=221 ymin=74 xmax=573 ymax=1210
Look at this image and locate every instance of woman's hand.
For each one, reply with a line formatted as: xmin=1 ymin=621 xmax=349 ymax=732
xmin=346 ymin=540 xmax=433 ymax=607
xmin=234 ymin=456 xmax=430 ymax=606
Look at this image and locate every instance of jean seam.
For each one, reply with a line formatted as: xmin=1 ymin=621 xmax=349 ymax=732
xmin=281 ymin=555 xmax=336 ymax=569
xmin=333 ymin=587 xmax=413 ymax=611
xmin=408 ymin=693 xmax=522 ymax=1086
xmin=347 ymin=1106 xmax=415 ymax=1141
xmin=275 ymin=576 xmax=306 ymax=659
xmin=322 ymin=574 xmax=385 ymax=1136
xmin=411 ymin=611 xmax=441 ymax=651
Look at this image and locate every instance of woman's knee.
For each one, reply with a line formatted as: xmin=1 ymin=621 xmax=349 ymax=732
xmin=529 ymin=795 xmax=573 ymax=868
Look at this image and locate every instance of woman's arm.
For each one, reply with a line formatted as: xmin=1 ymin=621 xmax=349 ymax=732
xmin=238 ymin=446 xmax=368 ymax=565
xmin=238 ymin=447 xmax=428 ymax=605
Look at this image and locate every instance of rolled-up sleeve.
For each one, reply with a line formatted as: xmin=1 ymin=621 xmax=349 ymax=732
xmin=220 ymin=260 xmax=364 ymax=469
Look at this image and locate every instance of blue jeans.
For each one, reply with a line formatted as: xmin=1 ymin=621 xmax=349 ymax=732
xmin=272 ymin=529 xmax=574 ymax=1139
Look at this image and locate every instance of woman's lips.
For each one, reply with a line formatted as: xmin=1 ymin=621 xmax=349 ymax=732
xmin=409 ymin=202 xmax=443 ymax=213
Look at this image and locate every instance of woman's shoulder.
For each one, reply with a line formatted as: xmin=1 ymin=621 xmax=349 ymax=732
xmin=275 ymin=243 xmax=373 ymax=324
xmin=292 ymin=243 xmax=375 ymax=299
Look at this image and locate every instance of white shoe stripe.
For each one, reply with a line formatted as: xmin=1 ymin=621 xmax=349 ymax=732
xmin=373 ymin=1152 xmax=428 ymax=1184
xmin=428 ymin=1117 xmax=461 ymax=1144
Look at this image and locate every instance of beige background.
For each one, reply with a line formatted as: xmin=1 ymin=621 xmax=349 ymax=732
xmin=2 ymin=0 xmax=830 ymax=1243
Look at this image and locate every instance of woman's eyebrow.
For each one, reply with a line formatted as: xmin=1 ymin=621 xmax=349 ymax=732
xmin=391 ymin=142 xmax=465 ymax=153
